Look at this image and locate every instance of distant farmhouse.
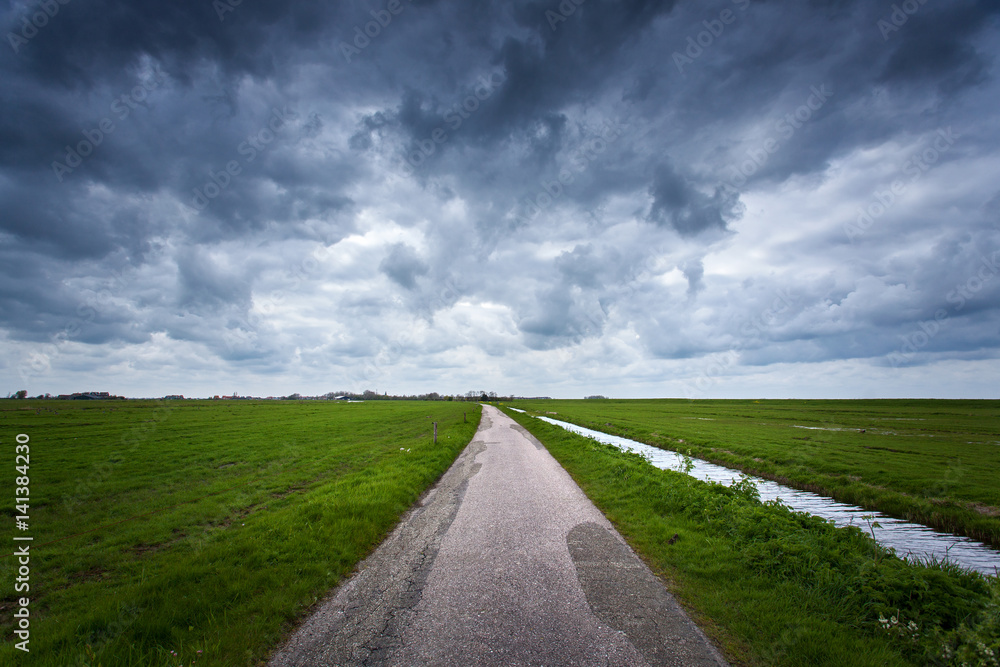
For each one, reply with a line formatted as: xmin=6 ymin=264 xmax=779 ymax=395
xmin=56 ymin=391 xmax=124 ymax=400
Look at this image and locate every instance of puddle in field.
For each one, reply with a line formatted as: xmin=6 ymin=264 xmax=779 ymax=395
xmin=517 ymin=411 xmax=1000 ymax=576
xmin=791 ymin=425 xmax=853 ymax=432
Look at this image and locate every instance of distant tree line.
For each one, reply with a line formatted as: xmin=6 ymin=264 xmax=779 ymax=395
xmin=318 ymin=390 xmax=520 ymax=402
xmin=6 ymin=391 xmax=125 ymax=400
xmin=7 ymin=389 xmax=551 ymax=401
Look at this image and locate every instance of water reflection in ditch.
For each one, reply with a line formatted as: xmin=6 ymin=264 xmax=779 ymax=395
xmin=513 ymin=410 xmax=1000 ymax=576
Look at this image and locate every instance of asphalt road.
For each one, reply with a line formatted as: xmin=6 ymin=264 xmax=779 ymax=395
xmin=268 ymin=405 xmax=729 ymax=666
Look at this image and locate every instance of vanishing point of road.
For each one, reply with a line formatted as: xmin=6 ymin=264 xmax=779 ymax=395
xmin=269 ymin=405 xmax=729 ymax=666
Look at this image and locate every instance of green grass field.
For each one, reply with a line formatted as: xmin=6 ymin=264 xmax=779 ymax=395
xmin=0 ymin=399 xmax=481 ymax=666
xmin=507 ymin=399 xmax=1000 ymax=549
xmin=502 ymin=406 xmax=1000 ymax=667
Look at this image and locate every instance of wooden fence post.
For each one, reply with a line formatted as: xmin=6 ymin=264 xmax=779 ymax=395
xmin=433 ymin=422 xmax=438 ymax=443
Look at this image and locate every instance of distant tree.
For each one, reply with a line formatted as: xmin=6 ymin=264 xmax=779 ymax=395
xmin=585 ymin=395 xmax=608 ymax=400
xmin=324 ymin=391 xmax=348 ymax=399
xmin=14 ymin=390 xmax=27 ymax=399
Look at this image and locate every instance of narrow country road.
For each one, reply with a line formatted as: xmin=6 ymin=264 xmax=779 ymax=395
xmin=268 ymin=405 xmax=729 ymax=666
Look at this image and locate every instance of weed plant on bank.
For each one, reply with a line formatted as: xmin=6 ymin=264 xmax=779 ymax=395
xmin=510 ymin=399 xmax=1000 ymax=549
xmin=0 ymin=399 xmax=481 ymax=666
xmin=503 ymin=408 xmax=1000 ymax=667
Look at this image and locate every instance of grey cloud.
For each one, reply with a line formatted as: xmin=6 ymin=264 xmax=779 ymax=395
xmin=176 ymin=246 xmax=253 ymax=312
xmin=555 ymin=244 xmax=606 ymax=289
xmin=518 ymin=287 xmax=607 ymax=350
xmin=682 ymin=259 xmax=704 ymax=296
xmin=379 ymin=243 xmax=429 ymax=290
xmin=876 ymin=2 xmax=999 ymax=92
xmin=648 ymin=162 xmax=742 ymax=235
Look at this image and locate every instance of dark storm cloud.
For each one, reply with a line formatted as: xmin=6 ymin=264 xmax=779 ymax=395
xmin=630 ymin=1 xmax=1000 ymax=194
xmin=3 ymin=0 xmax=337 ymax=85
xmin=176 ymin=246 xmax=252 ymax=311
xmin=518 ymin=286 xmax=607 ymax=350
xmin=648 ymin=162 xmax=741 ymax=235
xmin=359 ymin=0 xmax=676 ymax=190
xmin=554 ymin=244 xmax=606 ymax=289
xmin=2 ymin=0 xmax=1000 ymax=396
xmin=380 ymin=243 xmax=429 ymax=290
xmin=415 ymin=0 xmax=678 ymax=146
xmin=876 ymin=2 xmax=999 ymax=91
xmin=682 ymin=259 xmax=704 ymax=296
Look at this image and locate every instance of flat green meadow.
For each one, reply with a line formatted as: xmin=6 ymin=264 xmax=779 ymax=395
xmin=0 ymin=399 xmax=481 ymax=666
xmin=509 ymin=399 xmax=1000 ymax=548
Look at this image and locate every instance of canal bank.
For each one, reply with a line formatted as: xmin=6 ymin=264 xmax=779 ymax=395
xmin=525 ymin=412 xmax=1000 ymax=576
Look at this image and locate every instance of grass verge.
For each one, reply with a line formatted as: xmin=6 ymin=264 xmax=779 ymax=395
xmin=503 ymin=407 xmax=1000 ymax=667
xmin=1 ymin=399 xmax=481 ymax=666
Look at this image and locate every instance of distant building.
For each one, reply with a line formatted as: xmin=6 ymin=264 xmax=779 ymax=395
xmin=63 ymin=391 xmax=112 ymax=400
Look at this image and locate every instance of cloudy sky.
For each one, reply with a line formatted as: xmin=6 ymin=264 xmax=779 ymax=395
xmin=2 ymin=0 xmax=999 ymax=399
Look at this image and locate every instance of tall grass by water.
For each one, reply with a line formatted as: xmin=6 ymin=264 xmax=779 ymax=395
xmin=511 ymin=399 xmax=1000 ymax=549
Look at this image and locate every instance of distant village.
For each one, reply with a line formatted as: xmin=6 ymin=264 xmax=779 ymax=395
xmin=6 ymin=390 xmax=551 ymax=402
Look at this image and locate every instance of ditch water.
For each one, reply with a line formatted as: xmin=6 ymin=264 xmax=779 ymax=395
xmin=510 ymin=410 xmax=1000 ymax=575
